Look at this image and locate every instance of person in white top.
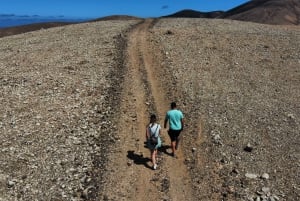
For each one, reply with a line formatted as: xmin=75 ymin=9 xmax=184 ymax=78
xmin=145 ymin=114 xmax=162 ymax=170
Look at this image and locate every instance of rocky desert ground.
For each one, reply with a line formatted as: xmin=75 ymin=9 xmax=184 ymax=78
xmin=0 ymin=18 xmax=299 ymax=201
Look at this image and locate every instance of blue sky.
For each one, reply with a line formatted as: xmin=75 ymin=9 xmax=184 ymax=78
xmin=1 ymin=0 xmax=249 ymax=18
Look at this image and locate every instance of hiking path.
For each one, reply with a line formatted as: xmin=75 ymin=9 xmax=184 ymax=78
xmin=101 ymin=19 xmax=195 ymax=201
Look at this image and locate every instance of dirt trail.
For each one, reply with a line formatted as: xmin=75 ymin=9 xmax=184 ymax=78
xmin=101 ymin=19 xmax=195 ymax=200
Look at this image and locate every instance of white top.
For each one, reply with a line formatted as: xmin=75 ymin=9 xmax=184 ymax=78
xmin=149 ymin=123 xmax=160 ymax=137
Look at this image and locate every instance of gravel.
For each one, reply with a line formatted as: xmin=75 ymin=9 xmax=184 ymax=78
xmin=0 ymin=20 xmax=138 ymax=201
xmin=0 ymin=18 xmax=299 ymax=200
xmin=150 ymin=18 xmax=300 ymax=200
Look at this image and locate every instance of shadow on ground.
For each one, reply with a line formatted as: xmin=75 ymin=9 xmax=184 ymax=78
xmin=127 ymin=150 xmax=152 ymax=169
xmin=158 ymin=145 xmax=173 ymax=157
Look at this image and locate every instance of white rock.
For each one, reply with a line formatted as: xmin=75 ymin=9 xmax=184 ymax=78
xmin=261 ymin=173 xmax=269 ymax=180
xmin=262 ymin=187 xmax=270 ymax=194
xmin=245 ymin=173 xmax=258 ymax=179
xmin=7 ymin=180 xmax=15 ymax=188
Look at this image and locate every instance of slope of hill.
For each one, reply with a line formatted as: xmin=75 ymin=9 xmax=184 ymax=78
xmin=222 ymin=0 xmax=300 ymax=25
xmin=0 ymin=15 xmax=140 ymax=38
xmin=0 ymin=18 xmax=299 ymax=200
xmin=0 ymin=22 xmax=73 ymax=38
xmin=163 ymin=0 xmax=300 ymax=25
xmin=162 ymin=9 xmax=224 ymax=18
xmin=91 ymin=15 xmax=142 ymax=21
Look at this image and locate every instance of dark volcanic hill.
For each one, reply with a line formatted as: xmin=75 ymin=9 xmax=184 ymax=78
xmin=163 ymin=0 xmax=300 ymax=25
xmin=91 ymin=15 xmax=141 ymax=21
xmin=163 ymin=9 xmax=224 ymax=18
xmin=222 ymin=0 xmax=300 ymax=25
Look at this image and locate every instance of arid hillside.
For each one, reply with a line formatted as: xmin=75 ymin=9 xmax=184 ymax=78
xmin=223 ymin=0 xmax=300 ymax=25
xmin=164 ymin=0 xmax=300 ymax=25
xmin=0 ymin=18 xmax=299 ymax=201
xmin=0 ymin=22 xmax=73 ymax=38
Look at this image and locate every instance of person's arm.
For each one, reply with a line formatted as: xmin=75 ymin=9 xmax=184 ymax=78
xmin=180 ymin=111 xmax=184 ymax=130
xmin=158 ymin=125 xmax=161 ymax=136
xmin=164 ymin=114 xmax=168 ymax=129
xmin=181 ymin=118 xmax=184 ymax=130
xmin=145 ymin=126 xmax=150 ymax=141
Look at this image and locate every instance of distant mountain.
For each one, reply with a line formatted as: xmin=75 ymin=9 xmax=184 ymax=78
xmin=1 ymin=0 xmax=299 ymax=38
xmin=0 ymin=14 xmax=89 ymax=28
xmin=163 ymin=0 xmax=300 ymax=25
xmin=221 ymin=0 xmax=300 ymax=25
xmin=91 ymin=15 xmax=141 ymax=21
xmin=162 ymin=9 xmax=224 ymax=18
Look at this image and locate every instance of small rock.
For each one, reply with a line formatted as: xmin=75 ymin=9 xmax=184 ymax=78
xmin=165 ymin=30 xmax=173 ymax=35
xmin=192 ymin=147 xmax=197 ymax=152
xmin=261 ymin=173 xmax=270 ymax=180
xmin=262 ymin=187 xmax=270 ymax=194
xmin=7 ymin=180 xmax=15 ymax=188
xmin=244 ymin=143 xmax=253 ymax=152
xmin=227 ymin=186 xmax=235 ymax=194
xmin=80 ymin=175 xmax=87 ymax=183
xmin=255 ymin=196 xmax=261 ymax=201
xmin=287 ymin=113 xmax=295 ymax=119
xmin=256 ymin=191 xmax=264 ymax=196
xmin=214 ymin=134 xmax=221 ymax=141
xmin=162 ymin=195 xmax=169 ymax=201
xmin=232 ymin=168 xmax=239 ymax=174
xmin=213 ymin=134 xmax=223 ymax=145
xmin=81 ymin=186 xmax=95 ymax=199
xmin=245 ymin=173 xmax=258 ymax=179
xmin=269 ymin=196 xmax=276 ymax=201
xmin=185 ymin=158 xmax=191 ymax=162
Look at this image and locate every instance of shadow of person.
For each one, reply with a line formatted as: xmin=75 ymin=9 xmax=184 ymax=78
xmin=127 ymin=150 xmax=152 ymax=170
xmin=158 ymin=144 xmax=173 ymax=157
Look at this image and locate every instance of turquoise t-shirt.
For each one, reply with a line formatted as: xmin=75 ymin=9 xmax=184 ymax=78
xmin=165 ymin=109 xmax=183 ymax=130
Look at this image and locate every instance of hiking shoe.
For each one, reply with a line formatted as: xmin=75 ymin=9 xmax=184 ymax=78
xmin=153 ymin=164 xmax=157 ymax=170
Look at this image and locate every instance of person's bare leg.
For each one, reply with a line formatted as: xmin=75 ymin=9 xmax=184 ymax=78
xmin=152 ymin=149 xmax=157 ymax=169
xmin=175 ymin=135 xmax=180 ymax=150
xmin=171 ymin=141 xmax=176 ymax=156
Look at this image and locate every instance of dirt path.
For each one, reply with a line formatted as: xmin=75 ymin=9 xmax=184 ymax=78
xmin=100 ymin=19 xmax=195 ymax=200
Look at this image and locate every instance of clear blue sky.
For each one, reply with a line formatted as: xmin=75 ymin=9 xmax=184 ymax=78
xmin=1 ymin=0 xmax=249 ymax=18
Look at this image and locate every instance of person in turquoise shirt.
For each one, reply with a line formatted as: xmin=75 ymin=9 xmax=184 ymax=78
xmin=164 ymin=102 xmax=184 ymax=158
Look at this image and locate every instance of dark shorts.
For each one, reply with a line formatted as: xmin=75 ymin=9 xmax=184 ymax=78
xmin=168 ymin=129 xmax=181 ymax=142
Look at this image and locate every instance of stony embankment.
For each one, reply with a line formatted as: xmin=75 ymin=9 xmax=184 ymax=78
xmin=150 ymin=18 xmax=300 ymax=200
xmin=0 ymin=20 xmax=139 ymax=201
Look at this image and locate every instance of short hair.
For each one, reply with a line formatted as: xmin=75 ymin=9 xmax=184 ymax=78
xmin=171 ymin=102 xmax=176 ymax=109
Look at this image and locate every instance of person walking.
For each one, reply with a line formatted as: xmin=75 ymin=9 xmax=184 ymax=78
xmin=146 ymin=114 xmax=162 ymax=170
xmin=164 ymin=102 xmax=184 ymax=158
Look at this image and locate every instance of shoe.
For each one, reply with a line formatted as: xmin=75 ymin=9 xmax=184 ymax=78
xmin=171 ymin=153 xmax=177 ymax=158
xmin=153 ymin=164 xmax=157 ymax=170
